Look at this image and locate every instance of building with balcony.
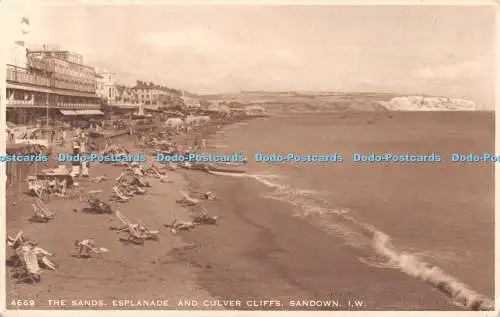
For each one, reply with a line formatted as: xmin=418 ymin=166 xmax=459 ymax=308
xmin=115 ymin=84 xmax=136 ymax=104
xmin=95 ymin=71 xmax=117 ymax=102
xmin=6 ymin=41 xmax=102 ymax=124
xmin=131 ymin=87 xmax=171 ymax=106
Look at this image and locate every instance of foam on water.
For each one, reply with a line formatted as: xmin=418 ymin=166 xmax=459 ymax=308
xmin=210 ymin=171 xmax=494 ymax=311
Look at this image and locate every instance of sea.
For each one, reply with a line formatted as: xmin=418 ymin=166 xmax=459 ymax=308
xmin=211 ymin=111 xmax=494 ymax=310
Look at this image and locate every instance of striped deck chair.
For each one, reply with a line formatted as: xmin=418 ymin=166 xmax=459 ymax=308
xmin=16 ymin=246 xmax=42 ymax=283
xmin=31 ymin=199 xmax=55 ymax=222
xmin=27 ymin=177 xmax=48 ymax=199
xmin=114 ymin=210 xmax=145 ymax=244
xmin=7 ymin=230 xmax=24 ymax=249
xmin=28 ymin=246 xmax=57 ymax=270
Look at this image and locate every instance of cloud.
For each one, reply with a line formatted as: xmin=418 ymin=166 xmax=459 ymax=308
xmin=412 ymin=60 xmax=485 ymax=80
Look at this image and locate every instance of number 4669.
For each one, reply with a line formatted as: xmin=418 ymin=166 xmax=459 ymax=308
xmin=11 ymin=299 xmax=35 ymax=306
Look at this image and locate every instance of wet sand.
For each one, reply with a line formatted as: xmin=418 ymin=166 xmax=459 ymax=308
xmin=172 ymin=169 xmax=460 ymax=310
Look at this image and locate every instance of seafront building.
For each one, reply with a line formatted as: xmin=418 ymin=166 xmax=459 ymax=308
xmin=131 ymin=86 xmax=171 ymax=106
xmin=110 ymin=82 xmax=178 ymax=115
xmin=5 ymin=16 xmax=204 ymax=123
xmin=95 ymin=70 xmax=118 ymax=103
xmin=6 ymin=22 xmax=102 ymax=125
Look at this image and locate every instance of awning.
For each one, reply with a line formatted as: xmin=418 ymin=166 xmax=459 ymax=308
xmin=59 ymin=110 xmax=76 ymax=115
xmin=73 ymin=110 xmax=104 ymax=115
xmin=58 ymin=109 xmax=103 ymax=115
xmin=57 ymin=103 xmax=101 ymax=110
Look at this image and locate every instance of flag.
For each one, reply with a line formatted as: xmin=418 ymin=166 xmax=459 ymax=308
xmin=20 ymin=16 xmax=29 ymax=34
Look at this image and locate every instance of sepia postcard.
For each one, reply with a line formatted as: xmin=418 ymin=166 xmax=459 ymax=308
xmin=0 ymin=0 xmax=497 ymax=316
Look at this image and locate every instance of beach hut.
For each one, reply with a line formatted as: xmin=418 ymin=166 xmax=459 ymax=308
xmin=165 ymin=118 xmax=184 ymax=129
xmin=6 ymin=144 xmax=49 ymax=192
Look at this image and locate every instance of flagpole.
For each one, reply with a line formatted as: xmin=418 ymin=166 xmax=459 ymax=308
xmin=46 ymin=93 xmax=49 ymax=126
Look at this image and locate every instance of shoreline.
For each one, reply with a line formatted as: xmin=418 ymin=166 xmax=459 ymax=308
xmin=158 ymin=118 xmax=466 ymax=311
xmin=174 ymin=168 xmax=463 ymax=311
xmin=4 ymin=114 xmax=489 ymax=311
xmin=166 ymin=115 xmax=490 ymax=311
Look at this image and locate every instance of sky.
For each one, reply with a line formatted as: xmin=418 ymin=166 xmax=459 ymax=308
xmin=6 ymin=2 xmax=497 ymax=109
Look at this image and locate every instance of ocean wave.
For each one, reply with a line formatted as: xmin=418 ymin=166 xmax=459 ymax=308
xmin=210 ymin=171 xmax=494 ymax=311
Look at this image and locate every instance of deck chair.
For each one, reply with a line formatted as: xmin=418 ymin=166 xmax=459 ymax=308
xmin=72 ymin=239 xmax=109 ymax=257
xmin=114 ymin=211 xmax=145 ymax=244
xmin=112 ymin=186 xmax=130 ymax=202
xmin=28 ymin=177 xmax=47 ymax=199
xmin=166 ymin=219 xmax=195 ymax=233
xmin=35 ymin=199 xmax=54 ymax=213
xmin=31 ymin=204 xmax=52 ymax=222
xmin=193 ymin=210 xmax=218 ymax=225
xmin=114 ymin=211 xmax=156 ymax=244
xmin=32 ymin=247 xmax=56 ymax=270
xmin=7 ymin=230 xmax=25 ymax=249
xmin=178 ymin=191 xmax=199 ymax=206
xmin=17 ymin=247 xmax=42 ymax=283
xmin=137 ymin=220 xmax=159 ymax=239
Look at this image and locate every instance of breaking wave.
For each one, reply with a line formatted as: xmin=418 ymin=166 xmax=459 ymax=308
xmin=209 ymin=171 xmax=494 ymax=311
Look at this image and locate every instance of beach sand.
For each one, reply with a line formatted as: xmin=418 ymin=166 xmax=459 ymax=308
xmin=4 ymin=119 xmax=466 ymax=310
xmin=5 ymin=130 xmax=216 ymax=310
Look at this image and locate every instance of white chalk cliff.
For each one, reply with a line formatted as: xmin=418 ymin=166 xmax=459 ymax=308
xmin=379 ymin=96 xmax=476 ymax=111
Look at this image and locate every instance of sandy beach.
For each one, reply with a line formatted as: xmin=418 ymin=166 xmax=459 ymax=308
xmin=5 ymin=122 xmax=224 ymax=310
xmin=6 ymin=113 xmax=483 ymax=311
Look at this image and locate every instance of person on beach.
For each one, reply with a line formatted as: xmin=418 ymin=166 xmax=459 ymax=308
xmin=73 ymin=239 xmax=96 ymax=258
xmin=80 ymin=137 xmax=89 ymax=177
xmin=71 ymin=139 xmax=81 ymax=177
xmin=47 ymin=177 xmax=57 ymax=195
